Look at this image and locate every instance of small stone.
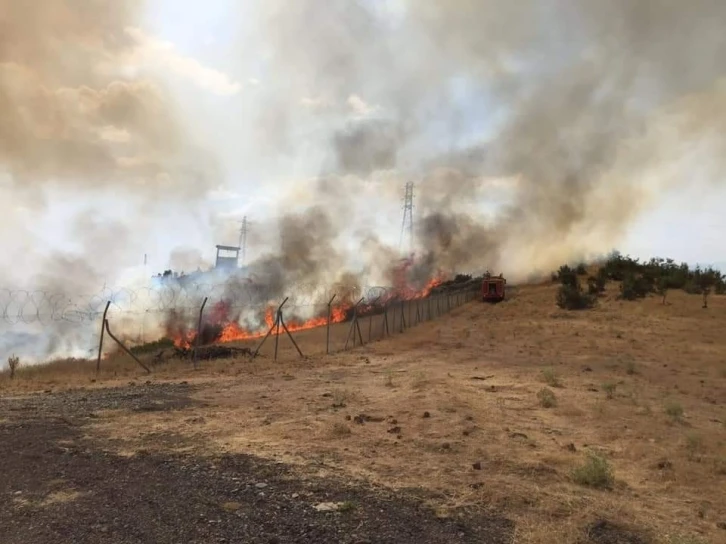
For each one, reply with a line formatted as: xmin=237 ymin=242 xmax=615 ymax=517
xmin=291 ymin=493 xmax=299 ymax=499
xmin=423 ymin=411 xmax=431 ymax=419
xmin=472 ymin=462 xmax=482 ymax=470
xmin=565 ymin=443 xmax=577 ymax=453
xmin=716 ymin=522 xmax=726 ymax=530
xmin=441 ymin=443 xmax=451 ymax=450
xmin=255 ymin=483 xmax=268 ymax=489
xmin=314 ymin=502 xmax=343 ymax=512
xmin=387 ymin=426 xmax=401 ymax=434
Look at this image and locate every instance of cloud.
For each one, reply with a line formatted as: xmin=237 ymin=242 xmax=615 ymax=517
xmin=347 ymin=94 xmax=380 ymax=118
xmin=124 ymin=27 xmax=243 ymax=97
xmin=208 ymin=186 xmax=244 ymax=201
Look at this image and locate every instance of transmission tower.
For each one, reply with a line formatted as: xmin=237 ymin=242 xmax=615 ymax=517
xmin=237 ymin=216 xmax=248 ymax=266
xmin=399 ymin=182 xmax=414 ymax=254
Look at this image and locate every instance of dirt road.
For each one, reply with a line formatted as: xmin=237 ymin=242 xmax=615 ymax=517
xmin=0 ymin=383 xmax=513 ymax=544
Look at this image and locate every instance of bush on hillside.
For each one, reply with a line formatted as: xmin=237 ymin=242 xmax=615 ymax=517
xmin=654 ymin=276 xmax=669 ymax=304
xmin=554 ymin=265 xmax=579 ymax=288
xmin=587 ymin=270 xmax=607 ymax=296
xmin=557 ymin=283 xmax=596 ymax=310
xmin=620 ymin=273 xmax=652 ymax=300
xmin=561 ymin=252 xmax=726 ymax=303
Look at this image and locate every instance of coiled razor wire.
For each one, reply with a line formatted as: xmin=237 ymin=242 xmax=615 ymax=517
xmin=0 ymin=281 xmax=397 ymax=327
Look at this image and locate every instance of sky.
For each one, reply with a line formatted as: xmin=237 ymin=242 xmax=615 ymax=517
xmin=136 ymin=0 xmax=724 ymax=271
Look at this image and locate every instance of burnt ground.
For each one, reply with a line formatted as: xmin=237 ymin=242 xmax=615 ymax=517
xmin=0 ymin=383 xmax=514 ymax=544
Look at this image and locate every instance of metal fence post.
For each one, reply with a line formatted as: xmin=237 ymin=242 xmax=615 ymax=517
xmin=104 ymin=319 xmax=151 ymax=373
xmin=326 ymin=295 xmax=336 ymax=354
xmin=192 ymin=297 xmax=208 ymax=370
xmin=96 ymin=301 xmax=111 ymax=375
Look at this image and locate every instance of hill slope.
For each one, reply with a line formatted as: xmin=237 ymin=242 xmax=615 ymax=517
xmin=3 ymin=282 xmax=725 ymax=543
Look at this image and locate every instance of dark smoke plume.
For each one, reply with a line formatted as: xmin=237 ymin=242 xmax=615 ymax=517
xmin=240 ymin=0 xmax=726 ymax=282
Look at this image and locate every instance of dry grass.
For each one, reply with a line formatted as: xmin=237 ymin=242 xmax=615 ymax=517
xmin=5 ymin=283 xmax=726 ymax=543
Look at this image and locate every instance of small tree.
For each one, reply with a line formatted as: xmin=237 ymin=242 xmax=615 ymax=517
xmin=587 ymin=271 xmax=607 ymax=296
xmin=654 ymin=276 xmax=669 ymax=305
xmin=557 ymin=282 xmax=596 ymax=310
xmin=7 ymin=355 xmax=19 ymax=380
xmin=699 ymin=271 xmax=716 ymax=309
xmin=556 ymin=265 xmax=579 ymax=288
xmin=620 ymin=273 xmax=651 ymax=300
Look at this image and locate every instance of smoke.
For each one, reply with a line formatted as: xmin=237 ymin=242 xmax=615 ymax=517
xmin=0 ymin=0 xmax=225 ymax=360
xmin=5 ymin=0 xmax=726 ymax=360
xmin=0 ymin=0 xmax=219 ymax=288
xmin=237 ymin=0 xmax=726 ymax=283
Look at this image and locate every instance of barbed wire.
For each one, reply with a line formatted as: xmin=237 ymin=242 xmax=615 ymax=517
xmin=0 ymin=280 xmax=396 ymax=326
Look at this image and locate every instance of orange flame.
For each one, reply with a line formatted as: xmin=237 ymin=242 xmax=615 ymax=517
xmin=171 ymin=274 xmax=446 ymax=349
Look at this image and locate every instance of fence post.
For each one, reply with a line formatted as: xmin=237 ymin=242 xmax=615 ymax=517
xmin=368 ymin=296 xmax=380 ymax=343
xmin=344 ymin=297 xmax=365 ymax=350
xmin=400 ymin=300 xmax=406 ymax=332
xmin=326 ymin=295 xmax=336 ymax=354
xmin=274 ymin=308 xmax=282 ymax=360
xmin=192 ymin=297 xmax=208 ymax=370
xmin=96 ymin=301 xmax=111 ymax=375
xmin=278 ymin=307 xmax=304 ymax=359
xmin=104 ymin=319 xmax=151 ymax=373
xmin=381 ymin=302 xmax=389 ymax=338
xmin=253 ymin=297 xmax=288 ymax=359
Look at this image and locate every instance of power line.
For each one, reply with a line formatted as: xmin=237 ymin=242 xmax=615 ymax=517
xmin=238 ymin=216 xmax=248 ymax=266
xmin=399 ymin=182 xmax=414 ymax=254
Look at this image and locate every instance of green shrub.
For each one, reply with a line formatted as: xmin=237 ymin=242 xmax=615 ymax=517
xmin=537 ymin=388 xmax=557 ymax=408
xmin=572 ymin=452 xmax=614 ymax=489
xmin=555 ymin=265 xmax=579 ymax=288
xmin=557 ymin=284 xmax=596 ymax=310
xmin=665 ymin=400 xmax=684 ymax=421
xmin=541 ymin=368 xmax=563 ymax=388
xmin=620 ymin=273 xmax=652 ymax=300
xmin=602 ymin=382 xmax=617 ymax=399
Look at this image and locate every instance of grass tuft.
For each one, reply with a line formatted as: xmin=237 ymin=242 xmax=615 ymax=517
xmin=541 ymin=368 xmax=563 ymax=388
xmin=664 ymin=400 xmax=684 ymax=421
xmin=685 ymin=433 xmax=703 ymax=461
xmin=537 ymin=387 xmax=557 ymax=408
xmin=572 ymin=452 xmax=614 ymax=489
xmin=602 ymin=382 xmax=617 ymax=399
xmin=330 ymin=422 xmax=352 ymax=438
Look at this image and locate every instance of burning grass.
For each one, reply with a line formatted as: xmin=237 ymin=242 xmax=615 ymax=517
xmin=168 ymin=275 xmax=447 ymax=350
